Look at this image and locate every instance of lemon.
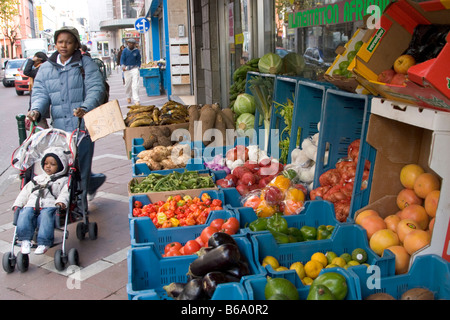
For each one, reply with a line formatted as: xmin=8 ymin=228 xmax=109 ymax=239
xmin=331 ymin=257 xmax=346 ymax=268
xmin=276 ymin=266 xmax=289 ymax=271
xmin=311 ymin=252 xmax=328 ymax=267
xmin=325 ymin=263 xmax=338 ymax=269
xmin=290 ymin=262 xmax=306 ymax=279
xmin=302 ymin=277 xmax=313 ymax=286
xmin=325 ymin=251 xmax=338 ymax=265
xmin=262 ymin=256 xmax=279 ymax=270
xmin=347 ymin=260 xmax=360 ymax=267
xmin=340 ymin=253 xmax=352 ymax=263
xmin=304 ymin=260 xmax=323 ymax=279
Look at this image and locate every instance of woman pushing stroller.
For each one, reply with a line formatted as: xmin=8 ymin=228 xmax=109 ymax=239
xmin=12 ymin=147 xmax=70 ymax=255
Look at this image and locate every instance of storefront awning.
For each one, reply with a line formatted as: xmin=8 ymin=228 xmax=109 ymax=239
xmin=147 ymin=0 xmax=164 ymax=18
xmin=99 ymin=18 xmax=136 ymax=31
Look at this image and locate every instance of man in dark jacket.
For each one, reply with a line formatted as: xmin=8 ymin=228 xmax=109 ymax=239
xmin=120 ymin=39 xmax=141 ymax=105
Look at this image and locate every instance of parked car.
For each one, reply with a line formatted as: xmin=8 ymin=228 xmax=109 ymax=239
xmin=2 ymin=58 xmax=26 ymax=87
xmin=303 ymin=47 xmax=331 ymax=68
xmin=14 ymin=60 xmax=30 ymax=96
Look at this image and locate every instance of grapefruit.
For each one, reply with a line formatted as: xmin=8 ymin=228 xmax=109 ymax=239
xmin=355 ymin=210 xmax=379 ymax=225
xmin=360 ymin=215 xmax=387 ymax=239
xmin=403 ymin=229 xmax=431 ymax=255
xmin=397 ymin=219 xmax=421 ymax=243
xmin=396 ymin=188 xmax=423 ymax=210
xmin=413 ymin=173 xmax=440 ymax=199
xmin=424 ymin=190 xmax=440 ymax=218
xmin=370 ymin=229 xmax=400 ymax=256
xmin=400 ymin=164 xmax=424 ymax=189
xmin=385 ymin=245 xmax=410 ymax=274
xmin=400 ymin=204 xmax=429 ymax=230
xmin=384 ymin=215 xmax=401 ymax=233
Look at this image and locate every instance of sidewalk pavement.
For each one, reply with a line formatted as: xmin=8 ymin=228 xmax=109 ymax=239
xmin=0 ymin=66 xmax=176 ymax=300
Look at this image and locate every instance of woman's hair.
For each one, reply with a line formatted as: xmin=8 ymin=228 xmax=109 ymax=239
xmin=34 ymin=51 xmax=48 ymax=62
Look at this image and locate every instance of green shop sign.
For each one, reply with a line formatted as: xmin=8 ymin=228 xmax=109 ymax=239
xmin=288 ymin=0 xmax=390 ymax=28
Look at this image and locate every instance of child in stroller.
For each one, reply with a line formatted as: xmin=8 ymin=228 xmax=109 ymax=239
xmin=12 ymin=147 xmax=70 ymax=255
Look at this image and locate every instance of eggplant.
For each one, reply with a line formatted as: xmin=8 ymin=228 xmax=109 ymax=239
xmin=188 ymin=243 xmax=241 ymax=277
xmin=225 ymin=261 xmax=250 ymax=279
xmin=163 ymin=282 xmax=186 ymax=299
xmin=202 ymin=272 xmax=229 ymax=298
xmin=196 ymin=246 xmax=213 ymax=257
xmin=207 ymin=232 xmax=238 ymax=248
xmin=176 ymin=278 xmax=205 ymax=300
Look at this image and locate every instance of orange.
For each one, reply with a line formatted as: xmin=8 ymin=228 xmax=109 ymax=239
xmin=360 ymin=215 xmax=387 ymax=239
xmin=400 ymin=164 xmax=424 ymax=189
xmin=384 ymin=215 xmax=401 ymax=233
xmin=428 ymin=217 xmax=435 ymax=234
xmin=369 ymin=229 xmax=400 ymax=256
xmin=424 ymin=190 xmax=440 ymax=218
xmin=400 ymin=204 xmax=429 ymax=230
xmin=355 ymin=209 xmax=379 ymax=225
xmin=396 ymin=188 xmax=423 ymax=210
xmin=413 ymin=173 xmax=440 ymax=199
xmin=396 ymin=219 xmax=421 ymax=243
xmin=403 ymin=229 xmax=431 ymax=255
xmin=385 ymin=245 xmax=410 ymax=274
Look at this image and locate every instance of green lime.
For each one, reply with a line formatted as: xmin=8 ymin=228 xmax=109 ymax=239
xmin=351 ymin=248 xmax=368 ymax=263
xmin=340 ymin=253 xmax=352 ymax=263
xmin=325 ymin=251 xmax=338 ymax=265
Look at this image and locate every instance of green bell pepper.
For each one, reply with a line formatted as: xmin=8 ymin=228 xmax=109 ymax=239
xmin=249 ymin=218 xmax=268 ymax=232
xmin=287 ymin=227 xmax=304 ymax=242
xmin=317 ymin=225 xmax=335 ymax=240
xmin=270 ymin=231 xmax=290 ymax=244
xmin=300 ymin=225 xmax=317 ymax=241
xmin=266 ymin=213 xmax=289 ymax=234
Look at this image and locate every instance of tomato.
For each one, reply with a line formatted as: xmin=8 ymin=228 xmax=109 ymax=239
xmin=132 ymin=208 xmax=142 ymax=217
xmin=200 ymin=226 xmax=219 ymax=244
xmin=221 ymin=217 xmax=239 ymax=234
xmin=210 ymin=218 xmax=225 ymax=230
xmin=134 ymin=201 xmax=143 ymax=208
xmin=183 ymin=240 xmax=202 ymax=255
xmin=164 ymin=242 xmax=182 ymax=254
xmin=165 ymin=249 xmax=182 ymax=257
xmin=195 ymin=236 xmax=205 ymax=247
xmin=211 ymin=199 xmax=222 ymax=207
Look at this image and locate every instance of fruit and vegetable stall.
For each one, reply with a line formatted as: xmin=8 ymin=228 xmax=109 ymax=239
xmin=124 ymin=0 xmax=450 ymax=301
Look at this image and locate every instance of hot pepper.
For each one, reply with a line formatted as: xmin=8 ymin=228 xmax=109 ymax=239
xmin=300 ymin=225 xmax=317 ymax=241
xmin=266 ymin=213 xmax=289 ymax=234
xmin=317 ymin=225 xmax=335 ymax=240
xmin=249 ymin=218 xmax=268 ymax=232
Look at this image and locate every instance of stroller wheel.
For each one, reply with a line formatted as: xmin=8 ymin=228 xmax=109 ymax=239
xmin=76 ymin=222 xmax=87 ymax=240
xmin=2 ymin=252 xmax=16 ymax=273
xmin=17 ymin=252 xmax=29 ymax=272
xmin=88 ymin=222 xmax=98 ymax=240
xmin=68 ymin=248 xmax=79 ymax=266
xmin=54 ymin=249 xmax=66 ymax=271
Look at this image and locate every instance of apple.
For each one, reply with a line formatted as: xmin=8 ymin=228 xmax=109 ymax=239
xmin=390 ymin=73 xmax=407 ymax=86
xmin=377 ymin=69 xmax=396 ymax=83
xmin=393 ymin=54 xmax=415 ymax=74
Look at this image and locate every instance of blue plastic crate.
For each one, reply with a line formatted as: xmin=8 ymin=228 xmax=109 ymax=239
xmin=132 ymin=137 xmax=144 ymax=147
xmin=132 ymin=164 xmax=207 ymax=178
xmin=242 ymin=267 xmax=361 ymax=300
xmin=140 ymin=68 xmax=160 ymax=77
xmin=352 ymin=254 xmax=450 ymax=300
xmin=287 ymin=80 xmax=335 ymax=164
xmin=128 ymin=189 xmax=225 ymax=220
xmin=127 ymin=236 xmax=261 ymax=300
xmin=130 ymin=209 xmax=240 ymax=250
xmin=314 ymin=90 xmax=372 ymax=189
xmin=250 ymin=223 xmax=395 ymax=278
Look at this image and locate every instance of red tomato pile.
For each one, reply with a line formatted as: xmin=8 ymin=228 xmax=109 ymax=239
xmin=162 ymin=217 xmax=240 ymax=257
xmin=132 ymin=193 xmax=223 ymax=228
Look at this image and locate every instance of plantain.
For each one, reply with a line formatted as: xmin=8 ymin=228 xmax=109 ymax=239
xmin=126 ymin=105 xmax=155 ymax=115
xmin=125 ymin=111 xmax=154 ymax=126
xmin=130 ymin=118 xmax=155 ymax=128
xmin=152 ymin=108 xmax=161 ymax=124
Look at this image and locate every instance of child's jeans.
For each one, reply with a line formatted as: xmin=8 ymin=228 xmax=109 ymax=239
xmin=16 ymin=207 xmax=56 ymax=247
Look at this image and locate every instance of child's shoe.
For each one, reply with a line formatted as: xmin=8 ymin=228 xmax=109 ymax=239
xmin=34 ymin=245 xmax=48 ymax=255
xmin=21 ymin=240 xmax=31 ymax=254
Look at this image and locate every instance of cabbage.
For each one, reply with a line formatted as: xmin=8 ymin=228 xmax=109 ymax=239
xmin=234 ymin=93 xmax=256 ymax=116
xmin=258 ymin=53 xmax=283 ymax=74
xmin=236 ymin=113 xmax=255 ymax=138
xmin=282 ymin=52 xmax=305 ymax=76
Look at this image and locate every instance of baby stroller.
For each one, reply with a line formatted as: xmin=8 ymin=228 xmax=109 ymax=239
xmin=2 ymin=120 xmax=98 ymax=273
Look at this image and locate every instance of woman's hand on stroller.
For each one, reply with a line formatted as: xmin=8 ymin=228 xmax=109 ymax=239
xmin=73 ymin=108 xmax=87 ymax=118
xmin=27 ymin=110 xmax=40 ymax=122
xmin=56 ymin=202 xmax=66 ymax=210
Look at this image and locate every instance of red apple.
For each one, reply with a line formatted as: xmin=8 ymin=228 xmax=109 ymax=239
xmin=393 ymin=54 xmax=415 ymax=75
xmin=377 ymin=69 xmax=396 ymax=83
xmin=390 ymin=73 xmax=407 ymax=86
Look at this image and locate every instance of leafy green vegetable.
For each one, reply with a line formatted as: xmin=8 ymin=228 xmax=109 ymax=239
xmin=234 ymin=93 xmax=256 ymax=116
xmin=236 ymin=113 xmax=255 ymax=138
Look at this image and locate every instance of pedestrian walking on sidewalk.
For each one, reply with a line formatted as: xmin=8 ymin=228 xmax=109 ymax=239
xmin=26 ymin=26 xmax=107 ymax=215
xmin=120 ymin=39 xmax=141 ymax=105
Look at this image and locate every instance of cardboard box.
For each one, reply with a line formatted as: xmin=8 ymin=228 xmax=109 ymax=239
xmin=355 ymin=97 xmax=450 ymax=262
xmin=127 ymin=176 xmax=218 ymax=199
xmin=351 ymin=0 xmax=450 ymax=111
xmin=123 ymin=122 xmax=189 ymax=159
xmin=84 ymin=100 xmax=126 ymax=142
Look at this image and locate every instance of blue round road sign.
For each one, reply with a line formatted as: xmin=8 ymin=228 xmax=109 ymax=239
xmin=135 ymin=18 xmax=150 ymax=33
